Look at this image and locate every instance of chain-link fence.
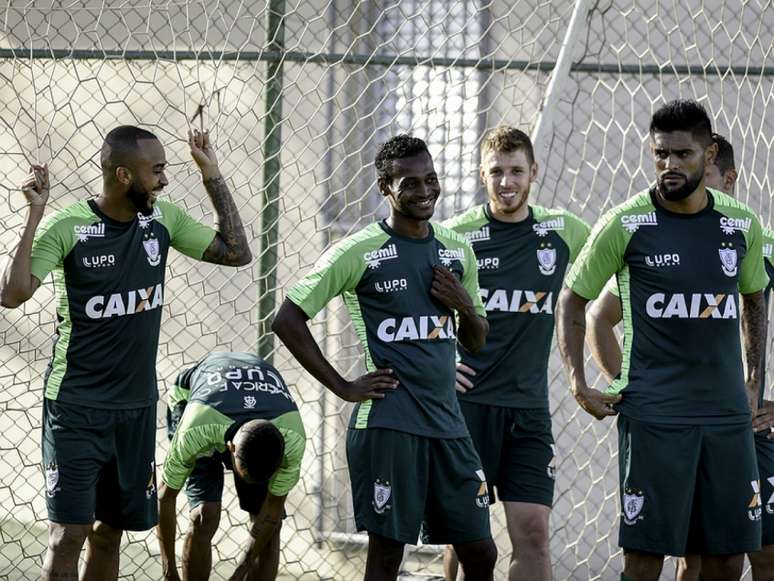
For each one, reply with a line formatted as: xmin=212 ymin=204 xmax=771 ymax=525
xmin=1 ymin=1 xmax=773 ymax=579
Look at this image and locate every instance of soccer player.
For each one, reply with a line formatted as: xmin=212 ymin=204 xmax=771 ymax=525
xmin=442 ymin=126 xmax=590 ymax=581
xmin=272 ymin=135 xmax=497 ymax=581
xmin=556 ymin=100 xmax=768 ymax=581
xmin=585 ymin=133 xmax=774 ymax=580
xmin=0 ymin=126 xmax=251 ymax=581
xmin=157 ymin=351 xmax=306 ymax=581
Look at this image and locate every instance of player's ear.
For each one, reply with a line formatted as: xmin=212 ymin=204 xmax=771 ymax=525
xmin=723 ymin=168 xmax=738 ymax=193
xmin=705 ymin=141 xmax=718 ymax=166
xmin=378 ymin=178 xmax=392 ymax=199
xmin=115 ymin=166 xmax=132 ymax=185
xmin=529 ymin=161 xmax=539 ymax=183
xmin=226 ymin=441 xmax=236 ymax=454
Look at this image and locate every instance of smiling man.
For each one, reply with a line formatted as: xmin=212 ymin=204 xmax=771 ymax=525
xmin=0 ymin=125 xmax=251 ymax=581
xmin=272 ymin=134 xmax=496 ymax=581
xmin=556 ymin=100 xmax=768 ymax=581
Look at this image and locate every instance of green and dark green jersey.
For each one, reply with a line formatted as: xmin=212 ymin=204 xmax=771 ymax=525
xmin=444 ymin=204 xmax=590 ymax=408
xmin=568 ymin=188 xmax=769 ymax=424
xmin=761 ymin=228 xmax=774 ymax=405
xmin=30 ymin=199 xmax=216 ymax=409
xmin=162 ymin=351 xmax=306 ymax=495
xmin=288 ymin=220 xmax=486 ymax=438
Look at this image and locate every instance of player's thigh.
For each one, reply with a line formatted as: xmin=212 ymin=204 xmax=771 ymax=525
xmin=42 ymin=399 xmax=113 ymax=525
xmin=499 ymin=408 xmax=555 ymax=507
xmin=185 ymin=454 xmax=227 ymax=512
xmin=687 ymin=423 xmax=761 ymax=556
xmin=617 ymin=416 xmax=701 ymax=556
xmin=95 ymin=404 xmax=157 ymax=531
xmin=346 ymin=428 xmax=428 ymax=544
xmin=503 ymin=501 xmax=550 ymax=549
xmin=423 ymin=436 xmax=491 ymax=545
xmin=458 ymin=401 xmax=508 ymax=504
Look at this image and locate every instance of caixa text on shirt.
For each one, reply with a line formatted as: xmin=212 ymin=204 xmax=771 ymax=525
xmin=84 ymin=284 xmax=163 ymax=319
xmin=376 ymin=315 xmax=455 ymax=342
xmin=645 ymin=293 xmax=737 ymax=319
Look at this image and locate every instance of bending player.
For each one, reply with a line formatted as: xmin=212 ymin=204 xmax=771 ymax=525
xmin=157 ymin=351 xmax=306 ymax=581
xmin=443 ymin=126 xmax=590 ymax=581
xmin=557 ymin=100 xmax=768 ymax=581
xmin=272 ymin=135 xmax=497 ymax=581
xmin=0 ymin=126 xmax=251 ymax=581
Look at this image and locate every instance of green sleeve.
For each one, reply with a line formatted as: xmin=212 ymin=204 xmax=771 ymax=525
xmin=461 ymin=240 xmax=486 ymax=317
xmin=158 ymin=201 xmax=217 ymax=260
xmin=603 ymin=276 xmax=620 ymax=298
xmin=168 ymin=366 xmax=195 ymax=408
xmin=739 ymin=214 xmax=769 ymax=294
xmin=287 ymin=240 xmax=365 ymax=320
xmin=566 ymin=210 xmax=628 ymax=300
xmin=30 ymin=215 xmax=76 ymax=282
xmin=268 ymin=411 xmax=306 ymax=496
xmin=161 ymin=422 xmax=227 ymax=490
xmin=563 ymin=214 xmax=592 ymax=263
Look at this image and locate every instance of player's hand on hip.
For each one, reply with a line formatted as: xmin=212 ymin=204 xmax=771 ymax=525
xmin=573 ymin=386 xmax=621 ymax=420
xmin=20 ymin=164 xmax=49 ymax=207
xmin=752 ymin=400 xmax=774 ymax=437
xmin=188 ymin=129 xmax=221 ymax=179
xmin=430 ymin=266 xmax=473 ymax=312
xmin=337 ymin=369 xmax=398 ymax=402
xmin=456 ymin=363 xmax=476 ymax=393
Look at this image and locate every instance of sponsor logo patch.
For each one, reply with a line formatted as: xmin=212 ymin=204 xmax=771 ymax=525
xmin=138 ymin=206 xmax=163 ymax=229
xmin=74 ymin=223 xmax=105 ymax=242
xmin=533 ymin=216 xmax=565 ymax=237
xmin=438 ymin=248 xmax=465 ymax=267
xmin=620 ymin=212 xmax=658 ymax=233
xmin=645 ymin=293 xmax=737 ymax=319
xmin=476 ymin=257 xmax=500 ymax=271
xmin=644 ymin=253 xmax=680 ymax=268
xmin=464 ymin=226 xmax=490 ymax=244
xmin=377 ymin=315 xmax=455 ymax=342
xmin=82 ymin=254 xmax=116 ymax=268
xmin=720 ymin=216 xmax=751 ymax=235
xmin=375 ymin=278 xmax=408 ymax=293
xmin=480 ymin=289 xmax=553 ymax=314
xmin=364 ymin=244 xmax=398 ymax=269
xmin=85 ymin=284 xmax=164 ymax=319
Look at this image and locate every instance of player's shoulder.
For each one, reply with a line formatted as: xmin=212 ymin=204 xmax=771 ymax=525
xmin=711 ymin=189 xmax=760 ymax=222
xmin=442 ymin=204 xmax=488 ymax=233
xmin=329 ymin=222 xmax=390 ymax=256
xmin=591 ymin=189 xmax=656 ymax=235
xmin=531 ymin=204 xmax=589 ymax=230
xmin=432 ymin=221 xmax=474 ymax=249
xmin=39 ymin=199 xmax=98 ymax=232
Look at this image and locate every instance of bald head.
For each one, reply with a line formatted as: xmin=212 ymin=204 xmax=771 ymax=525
xmin=232 ymin=419 xmax=285 ymax=484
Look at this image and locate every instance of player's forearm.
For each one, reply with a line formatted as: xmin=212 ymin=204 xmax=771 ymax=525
xmin=457 ymin=308 xmax=488 ymax=353
xmin=272 ymin=300 xmax=349 ymax=395
xmin=557 ymin=288 xmax=591 ymax=393
xmin=0 ymin=206 xmax=44 ymax=308
xmin=156 ymin=483 xmax=179 ymax=576
xmin=200 ymin=174 xmax=252 ymax=266
xmin=742 ymin=290 xmax=766 ymax=389
xmin=586 ymin=311 xmax=622 ymax=382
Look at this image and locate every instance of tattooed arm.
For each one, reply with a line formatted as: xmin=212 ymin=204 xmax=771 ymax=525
xmin=741 ymin=290 xmax=766 ymax=415
xmin=188 ymin=129 xmax=252 ymax=266
xmin=557 ymin=287 xmax=621 ymax=420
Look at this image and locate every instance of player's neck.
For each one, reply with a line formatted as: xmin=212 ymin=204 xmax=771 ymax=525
xmin=487 ymin=201 xmax=529 ymax=223
xmin=95 ymin=190 xmax=139 ymax=222
xmin=654 ymin=186 xmax=709 ymax=215
xmin=386 ymin=214 xmax=431 ymax=239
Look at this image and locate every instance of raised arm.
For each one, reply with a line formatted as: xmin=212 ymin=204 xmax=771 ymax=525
xmin=586 ymin=290 xmax=623 ymax=382
xmin=0 ymin=165 xmax=48 ymax=308
xmin=741 ymin=290 xmax=766 ymax=415
xmin=557 ymin=287 xmax=621 ymax=420
xmin=271 ymin=299 xmax=398 ymax=402
xmin=430 ymin=266 xmax=488 ymax=352
xmin=188 ymin=130 xmax=252 ymax=266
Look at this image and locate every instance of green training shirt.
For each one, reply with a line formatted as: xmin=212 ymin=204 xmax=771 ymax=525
xmin=568 ymin=187 xmax=768 ymax=424
xmin=30 ymin=199 xmax=216 ymax=409
xmin=444 ymin=204 xmax=590 ymax=408
xmin=288 ymin=220 xmax=486 ymax=438
xmin=163 ymin=351 xmax=306 ymax=496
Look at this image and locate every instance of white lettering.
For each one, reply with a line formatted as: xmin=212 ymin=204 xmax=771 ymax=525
xmin=84 ymin=284 xmax=164 ymax=319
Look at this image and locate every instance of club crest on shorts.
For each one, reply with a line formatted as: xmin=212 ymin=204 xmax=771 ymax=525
xmin=537 ymin=243 xmax=556 ymax=276
xmin=372 ymin=479 xmax=392 ymax=514
xmin=718 ymin=243 xmax=738 ymax=277
xmin=622 ymin=488 xmax=644 ymax=525
xmin=45 ymin=462 xmax=60 ymax=498
xmin=143 ymin=234 xmax=161 ymax=267
xmin=474 ymin=469 xmax=490 ymax=508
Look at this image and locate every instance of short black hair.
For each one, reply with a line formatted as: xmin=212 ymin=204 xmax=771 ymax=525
xmin=234 ymin=420 xmax=285 ymax=483
xmin=374 ymin=134 xmax=431 ymax=182
xmin=100 ymin=125 xmax=159 ymax=176
xmin=712 ymin=133 xmax=736 ymax=175
xmin=649 ymin=99 xmax=713 ymax=146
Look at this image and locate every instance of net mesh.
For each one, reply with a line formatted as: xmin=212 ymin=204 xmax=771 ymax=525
xmin=1 ymin=1 xmax=773 ymax=579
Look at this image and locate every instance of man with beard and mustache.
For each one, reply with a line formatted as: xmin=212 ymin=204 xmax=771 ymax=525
xmin=586 ymin=133 xmax=774 ymax=581
xmin=0 ymin=125 xmax=251 ymax=580
xmin=556 ymin=100 xmax=768 ymax=581
xmin=441 ymin=126 xmax=590 ymax=581
xmin=272 ymin=135 xmax=497 ymax=581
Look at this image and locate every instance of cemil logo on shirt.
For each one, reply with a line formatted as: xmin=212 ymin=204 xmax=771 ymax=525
xmin=533 ymin=217 xmax=565 ymax=237
xmin=620 ymin=212 xmax=658 ymax=233
xmin=364 ymin=244 xmax=398 ymax=269
xmin=438 ymin=248 xmax=465 ymax=267
xmin=720 ymin=216 xmax=751 ymax=235
xmin=74 ymin=223 xmax=105 ymax=243
xmin=464 ymin=226 xmax=490 ymax=244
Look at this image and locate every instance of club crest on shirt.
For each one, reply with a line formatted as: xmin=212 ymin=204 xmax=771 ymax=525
xmin=143 ymin=234 xmax=161 ymax=267
xmin=537 ymin=243 xmax=556 ymax=276
xmin=622 ymin=488 xmax=644 ymax=525
xmin=45 ymin=462 xmax=60 ymax=497
xmin=718 ymin=243 xmax=738 ymax=277
xmin=372 ymin=479 xmax=392 ymax=514
xmin=243 ymin=395 xmax=257 ymax=409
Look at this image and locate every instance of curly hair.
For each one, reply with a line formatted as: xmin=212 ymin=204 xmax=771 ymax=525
xmin=374 ymin=134 xmax=431 ymax=182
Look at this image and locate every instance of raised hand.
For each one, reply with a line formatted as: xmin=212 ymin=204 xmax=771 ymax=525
xmin=188 ymin=129 xmax=220 ymax=179
xmin=334 ymin=369 xmax=399 ymax=402
xmin=20 ymin=164 xmax=49 ymax=207
xmin=430 ymin=266 xmax=474 ymax=313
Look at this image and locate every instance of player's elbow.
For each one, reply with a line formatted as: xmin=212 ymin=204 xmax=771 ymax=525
xmin=233 ymin=247 xmax=252 ymax=266
xmin=0 ymin=286 xmax=30 ymax=309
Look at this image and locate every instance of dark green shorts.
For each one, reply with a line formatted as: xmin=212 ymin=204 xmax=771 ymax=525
xmin=41 ymin=399 xmax=157 ymax=530
xmin=460 ymin=402 xmax=555 ymax=507
xmin=184 ymin=451 xmax=270 ymax=515
xmin=617 ymin=415 xmax=761 ymax=556
xmin=346 ymin=428 xmax=492 ymax=545
xmin=756 ymin=432 xmax=774 ymax=546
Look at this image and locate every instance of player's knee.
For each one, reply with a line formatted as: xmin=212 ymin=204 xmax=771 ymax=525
xmin=47 ymin=522 xmax=90 ymax=556
xmin=89 ymin=521 xmax=123 ymax=551
xmin=510 ymin=515 xmax=549 ymax=554
xmin=457 ymin=539 xmax=497 ymax=574
xmin=623 ymin=550 xmax=663 ymax=579
xmin=750 ymin=545 xmax=774 ymax=579
xmin=190 ymin=503 xmax=220 ymax=539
